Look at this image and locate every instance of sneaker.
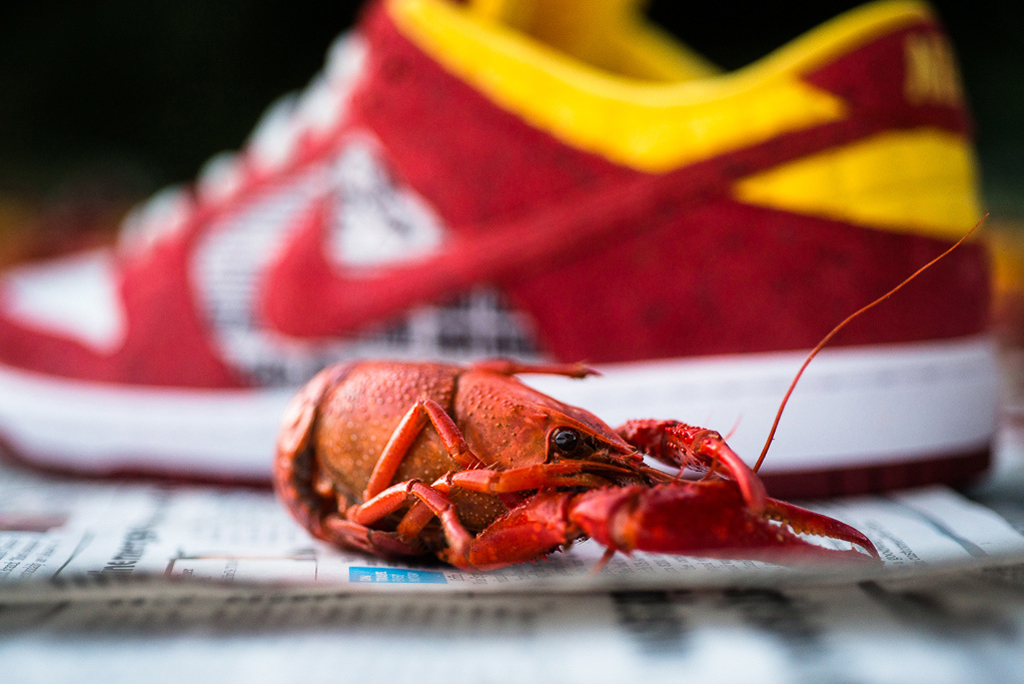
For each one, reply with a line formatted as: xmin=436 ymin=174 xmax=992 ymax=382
xmin=0 ymin=0 xmax=996 ymax=496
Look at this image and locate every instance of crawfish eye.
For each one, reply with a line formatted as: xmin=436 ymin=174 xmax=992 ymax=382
xmin=551 ymin=428 xmax=580 ymax=454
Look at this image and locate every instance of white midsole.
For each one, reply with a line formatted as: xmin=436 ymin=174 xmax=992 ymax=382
xmin=0 ymin=336 xmax=998 ymax=479
xmin=526 ymin=335 xmax=999 ymax=472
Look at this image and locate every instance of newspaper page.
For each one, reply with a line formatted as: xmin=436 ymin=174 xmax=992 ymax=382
xmin=4 ymin=549 xmax=1024 ymax=683
xmin=2 ymin=459 xmax=1024 ymax=598
xmin=5 ymin=460 xmax=1024 ymax=684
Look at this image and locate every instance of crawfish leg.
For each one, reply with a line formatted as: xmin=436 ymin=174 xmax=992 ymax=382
xmin=393 ymin=463 xmax=610 ymax=545
xmin=437 ymin=463 xmax=638 ymax=570
xmin=347 ymin=479 xmax=474 ymax=561
xmin=364 ymin=399 xmax=483 ymax=499
xmin=320 ymin=514 xmax=422 ymax=557
xmin=617 ymin=419 xmax=766 ymax=512
xmin=392 ymin=462 xmax=637 ymax=568
xmin=443 ymin=491 xmax=579 ymax=571
xmin=314 ymin=479 xmax=429 ymax=558
xmin=450 ymin=462 xmax=615 ymax=493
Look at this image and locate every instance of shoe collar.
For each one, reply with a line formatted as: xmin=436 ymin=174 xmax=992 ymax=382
xmin=464 ymin=0 xmax=717 ymax=82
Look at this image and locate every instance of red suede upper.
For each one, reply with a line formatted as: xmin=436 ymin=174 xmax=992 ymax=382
xmin=0 ymin=5 xmax=990 ymax=386
xmin=346 ymin=8 xmax=988 ymax=362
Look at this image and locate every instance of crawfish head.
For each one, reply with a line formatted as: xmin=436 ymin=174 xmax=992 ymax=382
xmin=273 ymin=359 xmax=879 ymax=571
xmin=452 ymin=363 xmax=646 ymax=479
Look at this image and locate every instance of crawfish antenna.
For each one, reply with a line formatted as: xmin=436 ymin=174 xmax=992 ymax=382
xmin=752 ymin=215 xmax=988 ymax=473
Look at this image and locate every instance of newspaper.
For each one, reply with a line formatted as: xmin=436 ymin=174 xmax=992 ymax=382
xmin=5 ymin=459 xmax=1024 ymax=684
xmin=2 ymin=459 xmax=1023 ymax=599
xmin=3 ymin=570 xmax=1024 ymax=683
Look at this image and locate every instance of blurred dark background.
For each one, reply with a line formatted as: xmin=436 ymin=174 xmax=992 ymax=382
xmin=0 ymin=0 xmax=1022 ymax=246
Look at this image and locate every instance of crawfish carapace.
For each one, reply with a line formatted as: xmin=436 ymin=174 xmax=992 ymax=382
xmin=274 ymin=359 xmax=879 ymax=571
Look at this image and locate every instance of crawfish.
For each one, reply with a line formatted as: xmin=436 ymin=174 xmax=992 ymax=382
xmin=274 ymin=359 xmax=878 ymax=570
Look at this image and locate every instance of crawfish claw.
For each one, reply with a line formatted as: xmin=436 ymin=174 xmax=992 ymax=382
xmin=570 ymin=481 xmax=880 ymax=565
xmin=765 ymin=498 xmax=880 ymax=560
xmin=617 ymin=420 xmax=768 ymax=513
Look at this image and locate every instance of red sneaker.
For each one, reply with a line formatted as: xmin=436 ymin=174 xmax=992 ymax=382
xmin=0 ymin=0 xmax=995 ymax=495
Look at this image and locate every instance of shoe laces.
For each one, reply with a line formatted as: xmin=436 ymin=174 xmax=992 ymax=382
xmin=118 ymin=32 xmax=367 ymax=257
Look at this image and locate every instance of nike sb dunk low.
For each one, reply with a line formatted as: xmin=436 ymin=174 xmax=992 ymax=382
xmin=0 ymin=0 xmax=996 ymax=496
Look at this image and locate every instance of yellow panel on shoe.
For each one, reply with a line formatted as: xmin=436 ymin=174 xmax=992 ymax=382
xmin=733 ymin=130 xmax=981 ymax=238
xmin=390 ymin=0 xmax=847 ymax=172
xmin=389 ymin=0 xmax=941 ymax=174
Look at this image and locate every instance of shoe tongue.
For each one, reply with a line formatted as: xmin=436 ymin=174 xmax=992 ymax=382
xmin=465 ymin=0 xmax=536 ymax=29
xmin=466 ymin=0 xmax=643 ymax=61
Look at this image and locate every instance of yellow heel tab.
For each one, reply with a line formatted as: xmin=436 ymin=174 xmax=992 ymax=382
xmin=745 ymin=1 xmax=936 ymax=80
